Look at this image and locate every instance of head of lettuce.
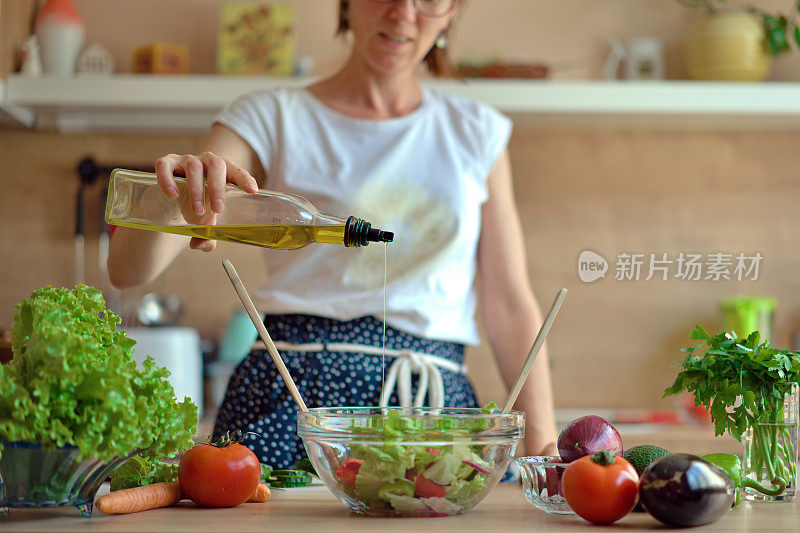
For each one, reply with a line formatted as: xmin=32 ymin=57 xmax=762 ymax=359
xmin=0 ymin=285 xmax=198 ymax=462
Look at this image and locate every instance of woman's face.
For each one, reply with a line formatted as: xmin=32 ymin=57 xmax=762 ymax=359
xmin=347 ymin=0 xmax=456 ymax=76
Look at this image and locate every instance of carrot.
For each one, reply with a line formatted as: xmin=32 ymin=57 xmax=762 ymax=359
xmin=247 ymin=483 xmax=271 ymax=503
xmin=96 ymin=481 xmax=183 ymax=514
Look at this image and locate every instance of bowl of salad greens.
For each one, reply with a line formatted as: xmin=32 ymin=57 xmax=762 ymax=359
xmin=0 ymin=285 xmax=198 ymax=517
xmin=297 ymin=405 xmax=524 ymax=517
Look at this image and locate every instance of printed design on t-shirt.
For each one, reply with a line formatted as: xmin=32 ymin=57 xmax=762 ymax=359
xmin=343 ymin=172 xmax=458 ymax=290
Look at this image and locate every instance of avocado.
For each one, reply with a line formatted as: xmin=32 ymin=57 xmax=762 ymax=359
xmin=623 ymin=444 xmax=672 ymax=476
xmin=623 ymin=444 xmax=672 ymax=512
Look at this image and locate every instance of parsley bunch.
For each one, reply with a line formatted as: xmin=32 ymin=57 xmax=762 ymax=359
xmin=663 ymin=325 xmax=800 ymax=440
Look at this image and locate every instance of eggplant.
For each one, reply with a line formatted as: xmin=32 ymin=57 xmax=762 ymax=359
xmin=639 ymin=454 xmax=735 ymax=528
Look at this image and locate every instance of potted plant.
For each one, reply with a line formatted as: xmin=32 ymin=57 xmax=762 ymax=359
xmin=664 ymin=326 xmax=800 ymax=502
xmin=677 ymin=0 xmax=800 ymax=80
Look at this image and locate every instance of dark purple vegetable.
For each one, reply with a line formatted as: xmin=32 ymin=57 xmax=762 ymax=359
xmin=639 ymin=454 xmax=735 ymax=528
xmin=557 ymin=415 xmax=623 ymax=463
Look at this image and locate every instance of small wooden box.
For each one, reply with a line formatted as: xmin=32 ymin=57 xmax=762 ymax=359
xmin=132 ymin=42 xmax=189 ymax=74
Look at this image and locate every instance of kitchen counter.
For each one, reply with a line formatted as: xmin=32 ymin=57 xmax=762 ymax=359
xmin=1 ymin=484 xmax=798 ymax=532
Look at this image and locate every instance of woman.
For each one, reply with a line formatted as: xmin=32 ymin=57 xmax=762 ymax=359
xmin=108 ymin=0 xmax=557 ymax=468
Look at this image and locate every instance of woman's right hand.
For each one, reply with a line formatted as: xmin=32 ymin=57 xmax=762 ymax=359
xmin=154 ymin=151 xmax=259 ymax=252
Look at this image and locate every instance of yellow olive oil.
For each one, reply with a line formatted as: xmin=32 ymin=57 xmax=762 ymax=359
xmin=110 ymin=221 xmax=346 ymax=250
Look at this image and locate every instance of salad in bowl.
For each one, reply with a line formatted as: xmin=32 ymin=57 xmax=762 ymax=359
xmin=297 ymin=404 xmax=524 ymax=516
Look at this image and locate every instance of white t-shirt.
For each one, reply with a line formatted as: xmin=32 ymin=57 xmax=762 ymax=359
xmin=215 ymin=87 xmax=512 ymax=345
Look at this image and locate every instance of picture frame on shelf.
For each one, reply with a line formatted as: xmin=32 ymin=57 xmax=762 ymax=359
xmin=217 ymin=3 xmax=295 ymax=76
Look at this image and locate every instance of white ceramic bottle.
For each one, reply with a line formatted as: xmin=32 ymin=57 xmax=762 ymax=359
xmin=34 ymin=0 xmax=85 ymax=76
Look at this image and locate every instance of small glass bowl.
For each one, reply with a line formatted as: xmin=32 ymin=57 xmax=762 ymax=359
xmin=514 ymin=456 xmax=574 ymax=515
xmin=297 ymin=407 xmax=524 ymax=517
xmin=0 ymin=441 xmax=132 ymax=518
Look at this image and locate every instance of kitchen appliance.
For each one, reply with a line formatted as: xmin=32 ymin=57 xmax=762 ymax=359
xmin=125 ymin=327 xmax=203 ymax=417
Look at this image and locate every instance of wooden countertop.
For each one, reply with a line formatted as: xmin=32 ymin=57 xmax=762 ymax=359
xmin=1 ymin=483 xmax=798 ymax=532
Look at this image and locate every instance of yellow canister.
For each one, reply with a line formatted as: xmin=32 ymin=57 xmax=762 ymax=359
xmin=685 ymin=11 xmax=772 ymax=81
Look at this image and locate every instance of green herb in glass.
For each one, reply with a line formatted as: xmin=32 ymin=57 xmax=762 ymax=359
xmin=664 ymin=326 xmax=800 ymax=498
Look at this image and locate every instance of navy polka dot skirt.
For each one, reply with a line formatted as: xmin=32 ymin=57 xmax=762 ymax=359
xmin=213 ymin=313 xmax=482 ymax=468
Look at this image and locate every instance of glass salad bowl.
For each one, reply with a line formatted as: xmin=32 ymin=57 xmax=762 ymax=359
xmin=0 ymin=441 xmax=132 ymax=518
xmin=514 ymin=456 xmax=574 ymax=515
xmin=297 ymin=407 xmax=524 ymax=517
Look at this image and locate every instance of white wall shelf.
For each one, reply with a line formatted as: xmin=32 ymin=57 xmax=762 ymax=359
xmin=2 ymin=74 xmax=800 ymax=132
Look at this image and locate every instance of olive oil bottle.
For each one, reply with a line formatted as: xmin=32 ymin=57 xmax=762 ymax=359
xmin=105 ymin=169 xmax=393 ymax=250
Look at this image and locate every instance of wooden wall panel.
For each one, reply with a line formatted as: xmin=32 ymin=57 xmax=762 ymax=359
xmin=0 ymin=0 xmax=37 ymax=77
xmin=467 ymin=129 xmax=800 ymax=410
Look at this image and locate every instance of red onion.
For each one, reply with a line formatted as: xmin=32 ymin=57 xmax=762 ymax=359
xmin=462 ymin=460 xmax=491 ymax=475
xmin=557 ymin=415 xmax=623 ymax=462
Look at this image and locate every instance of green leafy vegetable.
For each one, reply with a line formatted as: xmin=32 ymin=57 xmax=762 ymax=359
xmin=663 ymin=326 xmax=800 ymax=497
xmin=350 ymin=402 xmax=501 ymax=441
xmin=663 ymin=326 xmax=800 ymax=439
xmin=0 ymin=285 xmax=198 ymax=462
xmin=109 ymin=454 xmax=179 ymax=491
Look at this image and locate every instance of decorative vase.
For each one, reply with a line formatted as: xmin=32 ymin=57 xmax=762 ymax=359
xmin=685 ymin=11 xmax=772 ymax=81
xmin=34 ymin=0 xmax=85 ymax=76
xmin=742 ymin=382 xmax=799 ymax=502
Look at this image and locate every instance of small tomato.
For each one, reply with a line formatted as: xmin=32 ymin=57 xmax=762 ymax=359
xmin=178 ymin=435 xmax=261 ymax=508
xmin=334 ymin=457 xmax=363 ymax=489
xmin=414 ymin=473 xmax=447 ymax=498
xmin=562 ymin=450 xmax=639 ymax=525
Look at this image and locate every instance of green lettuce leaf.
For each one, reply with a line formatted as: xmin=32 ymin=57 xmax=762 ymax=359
xmin=445 ymin=475 xmax=486 ymax=504
xmin=109 ymin=454 xmax=179 ymax=491
xmin=0 ymin=285 xmax=198 ymax=462
xmin=354 ymin=470 xmax=388 ymax=503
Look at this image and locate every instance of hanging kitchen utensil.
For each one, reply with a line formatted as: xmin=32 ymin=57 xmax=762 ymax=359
xmin=74 ymin=158 xmax=102 ymax=286
xmin=502 ymin=288 xmax=567 ymax=414
xmin=74 ymin=180 xmax=86 ymax=286
xmin=76 ymin=157 xmax=148 ymax=318
xmin=76 ymin=157 xmax=119 ymax=309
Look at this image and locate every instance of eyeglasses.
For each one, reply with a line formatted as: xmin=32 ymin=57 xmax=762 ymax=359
xmin=369 ymin=0 xmax=457 ymax=18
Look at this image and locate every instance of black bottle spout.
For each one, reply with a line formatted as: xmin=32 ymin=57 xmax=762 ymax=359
xmin=367 ymin=227 xmax=394 ymax=243
xmin=344 ymin=216 xmax=394 ymax=247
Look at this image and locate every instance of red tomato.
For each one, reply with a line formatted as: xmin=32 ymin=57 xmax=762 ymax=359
xmin=178 ymin=442 xmax=261 ymax=507
xmin=562 ymin=451 xmax=639 ymax=525
xmin=334 ymin=458 xmax=363 ymax=488
xmin=414 ymin=473 xmax=447 ymax=498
